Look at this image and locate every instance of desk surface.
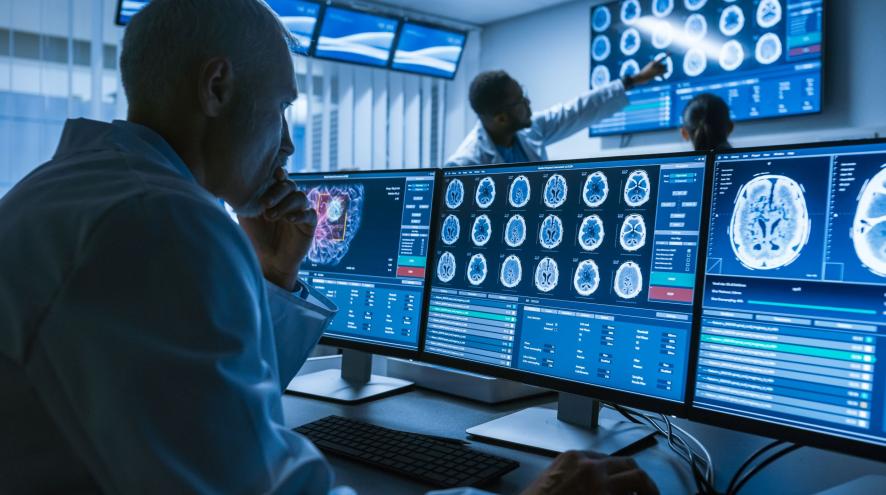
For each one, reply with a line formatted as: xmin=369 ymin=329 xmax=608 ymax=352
xmin=282 ymin=388 xmax=886 ymax=495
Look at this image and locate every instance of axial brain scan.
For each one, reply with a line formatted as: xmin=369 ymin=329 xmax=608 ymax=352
xmin=614 ymin=261 xmax=644 ymax=299
xmin=684 ymin=0 xmax=707 ymax=11
xmin=445 ymin=179 xmax=464 ymax=209
xmin=852 ymin=167 xmax=886 ymax=277
xmin=620 ymin=27 xmax=641 ymax=56
xmin=720 ymin=4 xmax=745 ymax=37
xmin=652 ymin=0 xmax=674 ymax=18
xmin=684 ymin=47 xmax=707 ymax=77
xmin=544 ymin=174 xmax=569 ymax=208
xmin=472 ymin=214 xmax=492 ymax=246
xmin=441 ymin=214 xmax=460 ymax=245
xmin=592 ymin=35 xmax=612 ymax=62
xmin=755 ymin=32 xmax=782 ymax=65
xmin=539 ymin=214 xmax=564 ymax=249
xmin=756 ymin=0 xmax=782 ymax=29
xmin=467 ymin=253 xmax=488 ymax=285
xmin=620 ymin=0 xmax=641 ymax=25
xmin=573 ymin=259 xmax=601 ymax=296
xmin=619 ymin=59 xmax=640 ymax=79
xmin=583 ymin=171 xmax=609 ymax=207
xmin=505 ymin=214 xmax=528 ymax=247
xmin=306 ymin=184 xmax=364 ymax=265
xmin=500 ymin=255 xmax=523 ymax=288
xmin=437 ymin=251 xmax=456 ymax=283
xmin=592 ymin=5 xmax=611 ymax=31
xmin=509 ymin=175 xmax=531 ymax=208
xmin=619 ymin=214 xmax=647 ymax=251
xmin=652 ymin=21 xmax=673 ymax=49
xmin=475 ymin=177 xmax=496 ymax=208
xmin=592 ymin=65 xmax=612 ymax=90
xmin=729 ymin=174 xmax=812 ymax=270
xmin=684 ymin=13 xmax=707 ymax=42
xmin=624 ymin=170 xmax=651 ymax=207
xmin=534 ymin=257 xmax=560 ymax=292
xmin=719 ymin=40 xmax=745 ymax=72
xmin=578 ymin=214 xmax=605 ymax=251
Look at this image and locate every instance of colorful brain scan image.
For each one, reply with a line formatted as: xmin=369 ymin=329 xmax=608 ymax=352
xmin=475 ymin=176 xmax=496 ymax=208
xmin=684 ymin=13 xmax=708 ymax=42
xmin=445 ymin=178 xmax=464 ymax=209
xmin=306 ymin=184 xmax=364 ymax=266
xmin=652 ymin=21 xmax=674 ymax=50
xmin=652 ymin=0 xmax=674 ymax=17
xmin=720 ymin=5 xmax=745 ymax=37
xmin=539 ymin=214 xmax=564 ymax=249
xmin=543 ymin=174 xmax=568 ymax=208
xmin=719 ymin=40 xmax=745 ymax=72
xmin=578 ymin=215 xmax=605 ymax=252
xmin=505 ymin=214 xmax=528 ymax=247
xmin=620 ymin=0 xmax=641 ymax=25
xmin=509 ymin=175 xmax=531 ymax=208
xmin=441 ymin=214 xmax=460 ymax=245
xmin=534 ymin=257 xmax=560 ymax=293
xmin=684 ymin=0 xmax=707 ymax=11
xmin=653 ymin=52 xmax=674 ymax=81
xmin=573 ymin=259 xmax=601 ymax=296
xmin=851 ymin=167 xmax=886 ymax=277
xmin=436 ymin=251 xmax=456 ymax=283
xmin=614 ymin=261 xmax=644 ymax=299
xmin=756 ymin=0 xmax=782 ymax=29
xmin=583 ymin=171 xmax=609 ymax=207
xmin=467 ymin=253 xmax=488 ymax=286
xmin=755 ymin=32 xmax=782 ymax=65
xmin=592 ymin=35 xmax=612 ymax=62
xmin=624 ymin=170 xmax=651 ymax=207
xmin=471 ymin=214 xmax=492 ymax=246
xmin=620 ymin=28 xmax=641 ymax=56
xmin=592 ymin=65 xmax=611 ymax=90
xmin=728 ymin=174 xmax=812 ymax=270
xmin=592 ymin=5 xmax=612 ymax=31
xmin=500 ymin=255 xmax=523 ymax=288
xmin=684 ymin=47 xmax=707 ymax=77
xmin=619 ymin=59 xmax=640 ymax=79
xmin=619 ymin=214 xmax=647 ymax=251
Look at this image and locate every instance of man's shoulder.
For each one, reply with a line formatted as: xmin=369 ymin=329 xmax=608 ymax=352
xmin=444 ymin=123 xmax=494 ymax=167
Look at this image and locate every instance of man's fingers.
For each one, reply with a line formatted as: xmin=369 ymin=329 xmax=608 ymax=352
xmin=265 ymin=190 xmax=308 ymax=220
xmin=261 ymin=180 xmax=294 ymax=209
xmin=285 ymin=208 xmax=318 ymax=227
xmin=607 ymin=469 xmax=660 ymax=495
xmin=599 ymin=456 xmax=639 ymax=474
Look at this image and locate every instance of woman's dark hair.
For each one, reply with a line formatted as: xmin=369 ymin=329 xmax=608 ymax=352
xmin=682 ymin=93 xmax=733 ymax=151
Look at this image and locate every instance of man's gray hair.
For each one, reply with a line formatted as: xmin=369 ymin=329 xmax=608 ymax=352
xmin=120 ymin=0 xmax=297 ymax=109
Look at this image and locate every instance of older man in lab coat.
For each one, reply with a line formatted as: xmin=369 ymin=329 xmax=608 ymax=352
xmin=0 ymin=1 xmax=659 ymax=494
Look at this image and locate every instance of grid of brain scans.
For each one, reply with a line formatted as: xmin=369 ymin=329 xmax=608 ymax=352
xmin=427 ymin=155 xmax=709 ymax=403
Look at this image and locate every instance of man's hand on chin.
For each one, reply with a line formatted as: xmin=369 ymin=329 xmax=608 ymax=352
xmin=238 ymin=167 xmax=316 ymax=292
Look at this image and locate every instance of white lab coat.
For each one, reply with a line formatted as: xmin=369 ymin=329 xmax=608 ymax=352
xmin=445 ymin=80 xmax=629 ymax=167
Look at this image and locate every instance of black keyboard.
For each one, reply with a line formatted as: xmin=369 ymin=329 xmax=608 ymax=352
xmin=294 ymin=415 xmax=519 ymax=488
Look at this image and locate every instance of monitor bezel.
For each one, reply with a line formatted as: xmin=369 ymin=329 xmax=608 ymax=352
xmin=387 ymin=19 xmax=469 ymax=81
xmin=685 ymin=136 xmax=886 ymax=463
xmin=419 ymin=150 xmax=714 ymax=418
xmin=290 ymin=167 xmax=440 ymax=361
xmin=311 ymin=3 xmax=402 ymax=69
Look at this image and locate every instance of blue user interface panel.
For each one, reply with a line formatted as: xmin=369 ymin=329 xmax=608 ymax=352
xmin=692 ymin=142 xmax=886 ymax=449
xmin=266 ymin=0 xmax=322 ymax=54
xmin=391 ymin=22 xmax=467 ymax=79
xmin=116 ymin=0 xmax=150 ymax=25
xmin=426 ymin=155 xmax=708 ymax=403
xmin=294 ymin=170 xmax=436 ymax=351
xmin=589 ymin=0 xmax=823 ymax=136
xmin=315 ymin=6 xmax=399 ymax=67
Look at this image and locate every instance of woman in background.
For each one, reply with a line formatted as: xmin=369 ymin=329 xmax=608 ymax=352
xmin=681 ymin=93 xmax=734 ymax=151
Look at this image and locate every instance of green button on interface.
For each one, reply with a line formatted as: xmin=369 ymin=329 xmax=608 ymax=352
xmin=650 ymin=272 xmax=695 ymax=288
xmin=398 ymin=256 xmax=426 ymax=267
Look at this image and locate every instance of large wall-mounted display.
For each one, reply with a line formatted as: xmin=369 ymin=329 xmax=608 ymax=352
xmin=391 ymin=22 xmax=467 ymax=79
xmin=314 ymin=5 xmax=400 ymax=67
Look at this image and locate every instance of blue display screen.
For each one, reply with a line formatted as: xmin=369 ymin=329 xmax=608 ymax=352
xmin=266 ymin=0 xmax=321 ymax=54
xmin=589 ymin=0 xmax=823 ymax=136
xmin=426 ymin=155 xmax=708 ymax=403
xmin=292 ymin=170 xmax=436 ymax=351
xmin=693 ymin=142 xmax=886 ymax=449
xmin=116 ymin=0 xmax=150 ymax=25
xmin=315 ymin=6 xmax=399 ymax=67
xmin=391 ymin=23 xmax=466 ymax=79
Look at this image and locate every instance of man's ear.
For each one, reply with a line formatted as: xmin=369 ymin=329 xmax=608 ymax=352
xmin=727 ymin=121 xmax=735 ymax=136
xmin=198 ymin=57 xmax=235 ymax=118
xmin=680 ymin=127 xmax=690 ymax=142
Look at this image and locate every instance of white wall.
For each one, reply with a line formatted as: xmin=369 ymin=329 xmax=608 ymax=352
xmin=479 ymin=0 xmax=886 ymax=159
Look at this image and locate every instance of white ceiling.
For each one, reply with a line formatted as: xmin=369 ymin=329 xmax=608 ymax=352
xmin=373 ymin=0 xmax=577 ymax=27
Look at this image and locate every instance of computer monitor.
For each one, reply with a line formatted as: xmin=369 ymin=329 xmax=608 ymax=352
xmin=424 ymin=152 xmax=711 ymax=453
xmin=115 ymin=0 xmax=150 ymax=25
xmin=313 ymin=5 xmax=400 ymax=68
xmin=588 ymin=0 xmax=824 ymax=136
xmin=390 ymin=21 xmax=467 ymax=79
xmin=285 ymin=168 xmax=438 ymax=402
xmin=266 ymin=0 xmax=323 ymax=55
xmin=689 ymin=140 xmax=886 ymax=462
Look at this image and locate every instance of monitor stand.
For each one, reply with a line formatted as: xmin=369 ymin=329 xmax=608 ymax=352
xmin=286 ymin=349 xmax=413 ymax=404
xmin=466 ymin=392 xmax=656 ymax=456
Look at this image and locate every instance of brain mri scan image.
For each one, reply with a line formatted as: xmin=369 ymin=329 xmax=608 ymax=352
xmin=475 ymin=177 xmax=496 ymax=208
xmin=652 ymin=21 xmax=674 ymax=50
xmin=619 ymin=214 xmax=647 ymax=251
xmin=654 ymin=52 xmax=674 ymax=81
xmin=652 ymin=0 xmax=674 ymax=17
xmin=505 ymin=214 xmax=528 ymax=247
xmin=467 ymin=253 xmax=488 ymax=286
xmin=619 ymin=59 xmax=640 ymax=79
xmin=592 ymin=5 xmax=611 ymax=31
xmin=436 ymin=251 xmax=456 ymax=283
xmin=441 ymin=214 xmax=460 ymax=245
xmin=755 ymin=32 xmax=783 ymax=65
xmin=471 ymin=214 xmax=492 ymax=246
xmin=729 ymin=174 xmax=812 ymax=270
xmin=306 ymin=184 xmax=364 ymax=266
xmin=578 ymin=214 xmax=605 ymax=252
xmin=534 ymin=257 xmax=560 ymax=292
xmin=683 ymin=47 xmax=707 ymax=77
xmin=852 ymin=167 xmax=886 ymax=277
xmin=509 ymin=175 xmax=531 ymax=208
xmin=592 ymin=65 xmax=612 ymax=90
xmin=719 ymin=40 xmax=745 ymax=72
xmin=445 ymin=178 xmax=464 ymax=209
xmin=583 ymin=171 xmax=609 ymax=207
xmin=720 ymin=4 xmax=745 ymax=37
xmin=756 ymin=0 xmax=782 ymax=29
xmin=684 ymin=0 xmax=707 ymax=11
xmin=684 ymin=13 xmax=708 ymax=42
xmin=539 ymin=214 xmax=564 ymax=249
xmin=620 ymin=28 xmax=641 ymax=57
xmin=574 ymin=259 xmax=601 ymax=296
xmin=500 ymin=255 xmax=523 ymax=288
xmin=592 ymin=35 xmax=612 ymax=62
xmin=620 ymin=0 xmax=641 ymax=25
xmin=614 ymin=261 xmax=644 ymax=299
xmin=544 ymin=174 xmax=569 ymax=208
xmin=624 ymin=170 xmax=651 ymax=207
